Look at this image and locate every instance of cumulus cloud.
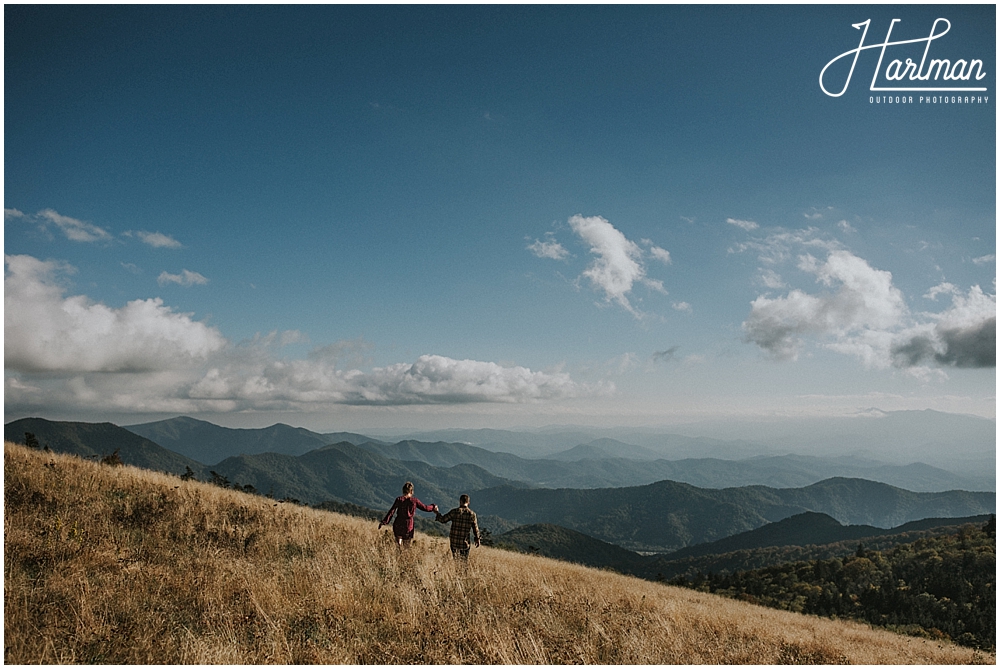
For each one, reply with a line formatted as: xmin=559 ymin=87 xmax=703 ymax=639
xmin=740 ymin=243 xmax=995 ymax=371
xmin=37 ymin=208 xmax=113 ymax=243
xmin=5 ymin=254 xmax=225 ymax=373
xmin=672 ymin=301 xmax=692 ymax=313
xmin=837 ymin=220 xmax=856 ymax=233
xmin=5 ymin=253 xmax=598 ymax=414
xmin=727 ymin=217 xmax=759 ymax=231
xmin=972 ymin=254 xmax=995 ymax=265
xmin=158 ymin=270 xmax=209 ymax=287
xmin=135 ymin=231 xmax=183 ymax=249
xmin=742 ymin=250 xmax=906 ymax=361
xmin=5 ymin=208 xmax=25 ymax=219
xmin=188 ymin=353 xmax=589 ymax=407
xmin=646 ymin=244 xmax=672 ymax=265
xmin=891 ymin=285 xmax=995 ymax=369
xmin=529 ymin=215 xmax=672 ymax=317
xmin=568 ymin=214 xmax=669 ymax=316
xmin=527 ymin=237 xmax=569 ymax=260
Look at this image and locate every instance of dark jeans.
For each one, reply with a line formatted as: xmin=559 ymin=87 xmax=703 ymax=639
xmin=451 ymin=546 xmax=470 ymax=560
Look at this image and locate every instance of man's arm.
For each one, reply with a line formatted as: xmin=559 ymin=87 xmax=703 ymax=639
xmin=472 ymin=511 xmax=481 ymax=546
xmin=436 ymin=508 xmax=454 ymax=524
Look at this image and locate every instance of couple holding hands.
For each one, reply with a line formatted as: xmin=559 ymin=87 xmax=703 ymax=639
xmin=379 ymin=481 xmax=481 ymax=559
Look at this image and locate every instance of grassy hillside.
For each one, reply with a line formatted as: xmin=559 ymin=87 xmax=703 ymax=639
xmin=5 ymin=443 xmax=991 ymax=665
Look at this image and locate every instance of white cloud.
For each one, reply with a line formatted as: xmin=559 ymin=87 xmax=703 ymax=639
xmin=743 ymin=250 xmax=906 ymax=362
xmin=530 ymin=216 xmax=672 ymax=317
xmin=5 ymin=254 xmax=225 ymax=374
xmin=742 ymin=246 xmax=995 ymax=371
xmin=527 ymin=237 xmax=569 ymax=260
xmin=972 ymin=254 xmax=995 ymax=265
xmin=727 ymin=217 xmax=759 ymax=231
xmin=924 ymin=283 xmax=958 ymax=301
xmin=891 ymin=285 xmax=996 ymax=369
xmin=730 ymin=227 xmax=842 ymax=266
xmin=5 ymin=208 xmax=26 ymax=219
xmin=37 ymin=208 xmax=113 ymax=243
xmin=189 ymin=352 xmax=589 ymax=407
xmin=837 ymin=220 xmax=856 ymax=233
xmin=135 ymin=231 xmax=183 ymax=249
xmin=804 ymin=212 xmax=823 ymax=220
xmin=648 ymin=245 xmax=672 ymax=265
xmin=671 ymin=301 xmax=692 ymax=313
xmin=5 ymin=253 xmax=599 ymax=414
xmin=758 ymin=268 xmax=785 ymax=290
xmin=568 ymin=214 xmax=650 ymax=317
xmin=158 ymin=269 xmax=209 ymax=287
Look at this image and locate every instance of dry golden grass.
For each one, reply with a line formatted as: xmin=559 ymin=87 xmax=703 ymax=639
xmin=4 ymin=441 xmax=993 ymax=664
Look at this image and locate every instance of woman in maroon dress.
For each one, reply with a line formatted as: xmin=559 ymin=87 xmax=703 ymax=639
xmin=379 ymin=481 xmax=438 ymax=549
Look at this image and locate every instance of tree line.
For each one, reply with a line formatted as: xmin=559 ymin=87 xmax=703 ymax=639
xmin=670 ymin=517 xmax=995 ymax=650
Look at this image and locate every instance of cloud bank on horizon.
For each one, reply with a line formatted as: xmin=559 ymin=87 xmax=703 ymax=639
xmin=4 ymin=253 xmax=602 ymax=414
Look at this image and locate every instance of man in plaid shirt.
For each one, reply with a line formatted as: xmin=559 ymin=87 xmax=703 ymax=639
xmin=435 ymin=494 xmax=480 ymax=559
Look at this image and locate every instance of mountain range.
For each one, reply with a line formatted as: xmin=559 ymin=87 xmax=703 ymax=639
xmin=123 ymin=414 xmax=992 ymax=492
xmin=472 ymin=478 xmax=994 ymax=553
xmin=5 ymin=416 xmax=994 ymax=556
xmin=379 ymin=410 xmax=996 ymax=479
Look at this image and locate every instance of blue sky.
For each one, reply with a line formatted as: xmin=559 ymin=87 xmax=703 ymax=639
xmin=5 ymin=5 xmax=995 ymax=430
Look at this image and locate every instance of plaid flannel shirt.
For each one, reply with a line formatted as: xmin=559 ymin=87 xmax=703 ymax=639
xmin=437 ymin=506 xmax=480 ymax=551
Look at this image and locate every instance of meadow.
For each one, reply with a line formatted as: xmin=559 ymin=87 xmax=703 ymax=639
xmin=4 ymin=441 xmax=992 ymax=664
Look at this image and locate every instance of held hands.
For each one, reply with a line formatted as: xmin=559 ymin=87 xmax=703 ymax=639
xmin=377 ymin=521 xmax=384 ymax=530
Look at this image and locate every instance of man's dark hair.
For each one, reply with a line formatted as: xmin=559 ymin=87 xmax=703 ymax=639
xmin=459 ymin=494 xmax=470 ymax=505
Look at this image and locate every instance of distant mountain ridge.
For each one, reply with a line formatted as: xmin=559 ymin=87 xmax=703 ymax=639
xmin=474 ymin=478 xmax=995 ymax=553
xmin=386 ymin=410 xmax=995 ymax=478
xmin=5 ymin=417 xmax=205 ymax=476
xmin=125 ymin=416 xmax=332 ymax=464
xmin=96 ymin=415 xmax=991 ymax=492
xmin=356 ymin=437 xmax=991 ymax=493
